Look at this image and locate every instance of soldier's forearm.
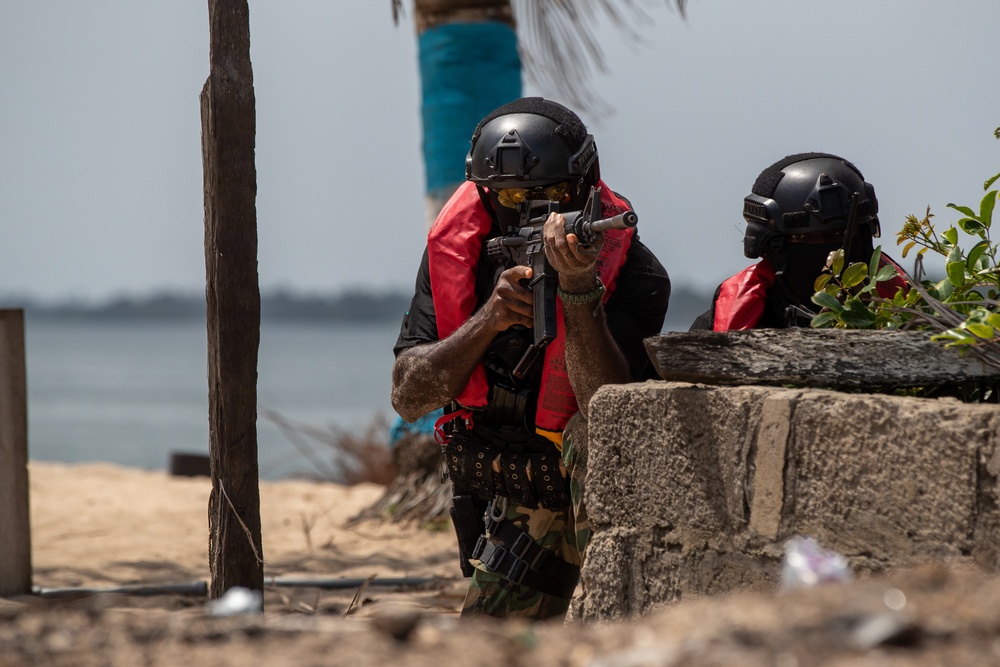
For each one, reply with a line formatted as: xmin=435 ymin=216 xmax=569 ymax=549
xmin=391 ymin=309 xmax=497 ymax=422
xmin=561 ymin=300 xmax=631 ymax=419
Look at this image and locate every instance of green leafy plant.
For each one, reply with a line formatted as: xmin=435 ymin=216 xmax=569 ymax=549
xmin=809 ymin=129 xmax=1000 ymax=370
xmin=810 ymin=245 xmax=904 ymax=330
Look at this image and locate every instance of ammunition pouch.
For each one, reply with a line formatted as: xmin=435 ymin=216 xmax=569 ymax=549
xmin=444 ymin=431 xmax=570 ymax=510
xmin=484 ymin=381 xmax=532 ymax=429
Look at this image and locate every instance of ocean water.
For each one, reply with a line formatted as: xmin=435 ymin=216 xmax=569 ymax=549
xmin=22 ymin=314 xmax=693 ymax=480
xmin=24 ymin=318 xmax=400 ymax=480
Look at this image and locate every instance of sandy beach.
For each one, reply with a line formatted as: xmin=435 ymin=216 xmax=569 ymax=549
xmin=5 ymin=461 xmax=1000 ymax=667
xmin=26 ymin=461 xmax=465 ymax=611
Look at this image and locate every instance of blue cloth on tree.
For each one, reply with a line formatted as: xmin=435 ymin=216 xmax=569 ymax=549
xmin=419 ymin=21 xmax=522 ymax=194
xmin=388 ymin=408 xmax=443 ymax=448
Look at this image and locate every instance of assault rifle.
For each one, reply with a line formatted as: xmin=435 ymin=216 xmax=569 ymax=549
xmin=485 ymin=186 xmax=638 ymax=378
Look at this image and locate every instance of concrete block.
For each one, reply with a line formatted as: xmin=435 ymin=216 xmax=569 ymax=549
xmin=579 ymin=381 xmax=1000 ymax=620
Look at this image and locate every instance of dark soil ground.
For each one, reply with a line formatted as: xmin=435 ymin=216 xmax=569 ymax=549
xmin=3 ymin=563 xmax=1000 ymax=667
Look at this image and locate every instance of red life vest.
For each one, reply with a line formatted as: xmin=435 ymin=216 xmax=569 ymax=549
xmin=713 ymin=256 xmax=909 ymax=331
xmin=427 ymin=180 xmax=635 ymax=446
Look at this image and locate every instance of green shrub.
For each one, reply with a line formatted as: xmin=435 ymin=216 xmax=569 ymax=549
xmin=810 ymin=128 xmax=1000 ymax=371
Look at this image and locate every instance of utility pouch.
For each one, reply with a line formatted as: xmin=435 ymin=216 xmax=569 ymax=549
xmin=449 ymin=493 xmax=484 ymax=578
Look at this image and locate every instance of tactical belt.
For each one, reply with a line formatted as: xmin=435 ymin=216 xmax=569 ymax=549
xmin=444 ymin=431 xmax=570 ymax=510
xmin=471 ymin=501 xmax=580 ymax=600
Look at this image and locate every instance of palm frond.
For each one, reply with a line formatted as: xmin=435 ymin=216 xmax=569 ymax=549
xmin=514 ymin=0 xmax=687 ymax=118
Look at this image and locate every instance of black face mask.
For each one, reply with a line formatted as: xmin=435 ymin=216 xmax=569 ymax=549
xmin=780 ymin=229 xmax=874 ymax=307
xmin=781 ymin=241 xmax=844 ymax=306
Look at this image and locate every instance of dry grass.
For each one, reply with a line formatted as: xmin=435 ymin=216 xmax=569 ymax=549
xmin=348 ymin=433 xmax=452 ymax=526
xmin=260 ymin=409 xmax=397 ymax=485
xmin=260 ymin=409 xmax=451 ymax=525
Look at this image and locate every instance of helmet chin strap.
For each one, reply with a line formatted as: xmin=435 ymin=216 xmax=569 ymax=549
xmin=841 ymin=191 xmax=861 ymax=262
xmin=769 ymin=236 xmax=787 ymax=275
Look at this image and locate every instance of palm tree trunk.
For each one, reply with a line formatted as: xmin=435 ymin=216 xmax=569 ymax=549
xmin=414 ymin=0 xmax=514 ymax=32
xmin=412 ymin=0 xmax=522 ymax=226
xmin=406 ymin=0 xmax=689 ymax=224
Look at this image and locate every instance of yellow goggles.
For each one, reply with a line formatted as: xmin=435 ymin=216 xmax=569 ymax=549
xmin=495 ymin=181 xmax=571 ymax=209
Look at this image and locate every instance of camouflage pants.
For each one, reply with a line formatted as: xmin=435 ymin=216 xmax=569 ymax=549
xmin=460 ymin=416 xmax=591 ymax=621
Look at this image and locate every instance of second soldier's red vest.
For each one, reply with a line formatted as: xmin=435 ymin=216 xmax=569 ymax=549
xmin=713 ymin=256 xmax=908 ymax=331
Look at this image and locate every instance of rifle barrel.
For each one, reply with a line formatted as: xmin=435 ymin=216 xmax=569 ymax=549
xmin=572 ymin=211 xmax=638 ymax=238
xmin=589 ymin=211 xmax=638 ymax=232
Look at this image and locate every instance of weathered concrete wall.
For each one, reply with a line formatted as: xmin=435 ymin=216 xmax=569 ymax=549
xmin=577 ymin=381 xmax=1000 ymax=621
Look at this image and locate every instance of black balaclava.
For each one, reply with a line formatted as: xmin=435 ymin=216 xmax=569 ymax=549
xmin=778 ymin=228 xmax=874 ymax=308
xmin=779 ymin=241 xmax=843 ymax=307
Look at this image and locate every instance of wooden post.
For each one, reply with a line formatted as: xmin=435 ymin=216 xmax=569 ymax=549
xmin=200 ymin=0 xmax=263 ymax=598
xmin=0 ymin=309 xmax=31 ymax=596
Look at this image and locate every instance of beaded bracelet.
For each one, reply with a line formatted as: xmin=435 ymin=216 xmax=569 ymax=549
xmin=557 ymin=278 xmax=605 ymax=316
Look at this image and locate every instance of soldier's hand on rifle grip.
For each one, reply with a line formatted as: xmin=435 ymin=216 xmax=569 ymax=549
xmin=483 ymin=265 xmax=535 ymax=332
xmin=543 ymin=212 xmax=602 ymax=292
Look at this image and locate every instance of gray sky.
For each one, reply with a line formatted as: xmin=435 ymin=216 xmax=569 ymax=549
xmin=2 ymin=1 xmax=998 ymax=303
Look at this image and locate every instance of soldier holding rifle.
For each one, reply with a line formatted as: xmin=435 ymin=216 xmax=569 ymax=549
xmin=392 ymin=97 xmax=670 ymax=620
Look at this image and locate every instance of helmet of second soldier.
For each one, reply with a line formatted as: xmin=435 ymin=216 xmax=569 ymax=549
xmin=466 ymin=97 xmax=599 ymax=196
xmin=742 ymin=153 xmax=880 ymax=268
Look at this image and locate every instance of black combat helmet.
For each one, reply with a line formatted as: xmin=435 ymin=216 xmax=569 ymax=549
xmin=742 ymin=153 xmax=881 ymax=273
xmin=466 ymin=97 xmax=599 ymax=190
